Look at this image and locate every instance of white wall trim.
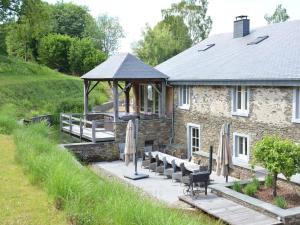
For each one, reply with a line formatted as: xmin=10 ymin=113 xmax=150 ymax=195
xmin=231 ymin=86 xmax=250 ymax=117
xmin=232 ymin=132 xmax=250 ymax=165
xmin=292 ymin=88 xmax=300 ymax=123
xmin=186 ymin=123 xmax=201 ymax=159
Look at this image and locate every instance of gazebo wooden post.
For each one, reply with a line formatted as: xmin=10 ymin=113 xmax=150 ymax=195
xmin=125 ymin=81 xmax=130 ymax=114
xmin=83 ymin=79 xmax=89 ymax=120
xmin=159 ymin=80 xmax=166 ymax=118
xmin=113 ymin=80 xmax=119 ymax=122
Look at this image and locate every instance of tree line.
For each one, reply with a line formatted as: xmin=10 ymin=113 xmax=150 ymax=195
xmin=0 ymin=0 xmax=124 ymax=75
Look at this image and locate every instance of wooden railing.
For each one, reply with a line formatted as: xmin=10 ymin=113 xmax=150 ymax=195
xmin=60 ymin=113 xmax=116 ymax=143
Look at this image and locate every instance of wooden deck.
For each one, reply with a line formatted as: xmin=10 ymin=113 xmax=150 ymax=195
xmin=179 ymin=195 xmax=282 ymax=225
xmin=62 ymin=125 xmax=114 ymax=142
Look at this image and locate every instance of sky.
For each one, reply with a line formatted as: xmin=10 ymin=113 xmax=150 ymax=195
xmin=45 ymin=0 xmax=300 ymax=53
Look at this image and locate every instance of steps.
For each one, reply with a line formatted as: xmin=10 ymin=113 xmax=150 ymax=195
xmin=179 ymin=194 xmax=282 ymax=225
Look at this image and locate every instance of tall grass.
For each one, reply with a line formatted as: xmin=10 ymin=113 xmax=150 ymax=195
xmin=13 ymin=122 xmax=216 ymax=225
xmin=0 ymin=104 xmax=19 ymax=134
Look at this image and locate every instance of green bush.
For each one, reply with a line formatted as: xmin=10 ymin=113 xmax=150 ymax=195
xmin=243 ymin=183 xmax=258 ymax=197
xmin=253 ymin=135 xmax=300 ymax=197
xmin=265 ymin=174 xmax=273 ymax=188
xmin=252 ymin=176 xmax=260 ymax=190
xmin=13 ymin=123 xmax=212 ymax=225
xmin=232 ymin=181 xmax=242 ymax=192
xmin=274 ymin=196 xmax=288 ymax=209
xmin=38 ymin=34 xmax=73 ymax=73
xmin=69 ymin=38 xmax=107 ymax=75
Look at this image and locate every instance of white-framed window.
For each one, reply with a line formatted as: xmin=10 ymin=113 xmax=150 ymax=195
xmin=233 ymin=132 xmax=250 ymax=164
xmin=292 ymin=87 xmax=300 ymax=123
xmin=187 ymin=123 xmax=200 ymax=158
xmin=140 ymin=84 xmax=159 ymax=114
xmin=178 ymin=85 xmax=190 ymax=109
xmin=231 ymin=86 xmax=249 ymax=117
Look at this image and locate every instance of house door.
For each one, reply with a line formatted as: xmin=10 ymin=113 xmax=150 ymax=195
xmin=187 ymin=123 xmax=200 ymax=159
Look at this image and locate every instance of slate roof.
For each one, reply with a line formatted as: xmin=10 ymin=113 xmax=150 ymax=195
xmin=156 ymin=20 xmax=300 ymax=85
xmin=81 ymin=53 xmax=168 ymax=80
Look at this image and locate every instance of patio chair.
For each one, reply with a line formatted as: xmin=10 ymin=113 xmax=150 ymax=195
xmin=180 ymin=163 xmax=192 ymax=185
xmin=164 ymin=159 xmax=175 ymax=179
xmin=149 ymin=154 xmax=159 ymax=172
xmin=172 ymin=162 xmax=183 ymax=182
xmin=155 ymin=157 xmax=165 ymax=175
xmin=118 ymin=143 xmax=125 ymax=161
xmin=141 ymin=151 xmax=151 ymax=168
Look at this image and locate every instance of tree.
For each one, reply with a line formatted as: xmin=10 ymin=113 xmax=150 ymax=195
xmin=38 ymin=34 xmax=73 ymax=72
xmin=253 ymin=136 xmax=300 ymax=197
xmin=133 ymin=16 xmax=192 ymax=66
xmin=5 ymin=0 xmax=52 ymax=60
xmin=162 ymin=0 xmax=212 ymax=44
xmin=0 ymin=0 xmax=21 ymax=22
xmin=69 ymin=38 xmax=107 ymax=75
xmin=93 ymin=14 xmax=124 ymax=55
xmin=265 ymin=4 xmax=289 ymax=24
xmin=51 ymin=2 xmax=93 ymax=38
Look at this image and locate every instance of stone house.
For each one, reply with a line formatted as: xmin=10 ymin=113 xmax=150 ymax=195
xmin=156 ymin=16 xmax=300 ymax=179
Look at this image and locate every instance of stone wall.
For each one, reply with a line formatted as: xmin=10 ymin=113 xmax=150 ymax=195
xmin=63 ymin=142 xmax=119 ymax=163
xmin=172 ymin=85 xmax=300 ymax=179
xmin=114 ymin=118 xmax=172 ymax=154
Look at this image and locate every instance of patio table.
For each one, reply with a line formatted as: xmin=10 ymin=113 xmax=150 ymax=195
xmin=148 ymin=151 xmax=199 ymax=172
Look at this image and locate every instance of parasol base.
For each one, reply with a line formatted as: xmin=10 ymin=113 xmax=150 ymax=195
xmin=124 ymin=173 xmax=149 ymax=180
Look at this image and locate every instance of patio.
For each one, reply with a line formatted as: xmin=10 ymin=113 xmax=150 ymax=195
xmin=92 ymin=160 xmax=281 ymax=225
xmin=92 ymin=159 xmax=237 ymax=205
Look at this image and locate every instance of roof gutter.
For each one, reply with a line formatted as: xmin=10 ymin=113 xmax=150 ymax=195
xmin=168 ymin=79 xmax=300 ymax=87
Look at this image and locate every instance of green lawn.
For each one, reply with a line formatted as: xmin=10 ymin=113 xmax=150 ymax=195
xmin=0 ymin=55 xmax=109 ymax=118
xmin=0 ymin=135 xmax=69 ymax=225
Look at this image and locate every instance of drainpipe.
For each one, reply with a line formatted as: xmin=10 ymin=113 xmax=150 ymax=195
xmin=170 ymin=83 xmax=175 ymax=144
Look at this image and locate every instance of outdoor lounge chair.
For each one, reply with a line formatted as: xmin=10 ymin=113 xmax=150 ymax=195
xmin=172 ymin=162 xmax=183 ymax=182
xmin=155 ymin=157 xmax=165 ymax=175
xmin=141 ymin=151 xmax=151 ymax=168
xmin=149 ymin=154 xmax=159 ymax=172
xmin=164 ymin=159 xmax=175 ymax=179
xmin=180 ymin=163 xmax=192 ymax=185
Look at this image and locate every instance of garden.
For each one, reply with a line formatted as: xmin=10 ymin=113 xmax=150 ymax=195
xmin=210 ymin=136 xmax=300 ymax=224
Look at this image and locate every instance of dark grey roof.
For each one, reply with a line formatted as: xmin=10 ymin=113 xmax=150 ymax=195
xmin=156 ymin=20 xmax=300 ymax=85
xmin=81 ymin=53 xmax=168 ymax=80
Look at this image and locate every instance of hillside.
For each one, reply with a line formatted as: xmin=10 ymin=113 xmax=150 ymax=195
xmin=0 ymin=55 xmax=109 ymax=118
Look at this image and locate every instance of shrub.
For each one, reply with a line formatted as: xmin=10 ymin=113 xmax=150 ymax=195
xmin=274 ymin=196 xmax=288 ymax=209
xmin=253 ymin=136 xmax=300 ymax=197
xmin=265 ymin=174 xmax=273 ymax=189
xmin=69 ymin=38 xmax=107 ymax=75
xmin=243 ymin=183 xmax=258 ymax=196
xmin=252 ymin=176 xmax=260 ymax=190
xmin=38 ymin=34 xmax=73 ymax=73
xmin=232 ymin=181 xmax=242 ymax=192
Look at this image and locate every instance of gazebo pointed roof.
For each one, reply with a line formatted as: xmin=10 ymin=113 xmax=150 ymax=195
xmin=81 ymin=53 xmax=168 ymax=80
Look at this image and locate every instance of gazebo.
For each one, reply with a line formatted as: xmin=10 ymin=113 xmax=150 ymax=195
xmin=60 ymin=53 xmax=171 ymax=143
xmin=81 ymin=53 xmax=169 ymax=121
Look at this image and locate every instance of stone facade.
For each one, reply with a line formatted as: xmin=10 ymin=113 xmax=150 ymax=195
xmin=172 ymin=85 xmax=300 ymax=179
xmin=114 ymin=118 xmax=172 ymax=154
xmin=63 ymin=142 xmax=119 ymax=163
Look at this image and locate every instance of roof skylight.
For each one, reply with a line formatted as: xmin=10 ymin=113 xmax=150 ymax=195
xmin=247 ymin=35 xmax=269 ymax=45
xmin=198 ymin=43 xmax=215 ymax=52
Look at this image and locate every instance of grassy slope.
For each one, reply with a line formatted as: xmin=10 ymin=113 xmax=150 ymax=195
xmin=0 ymin=55 xmax=108 ymax=118
xmin=0 ymin=135 xmax=69 ymax=225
